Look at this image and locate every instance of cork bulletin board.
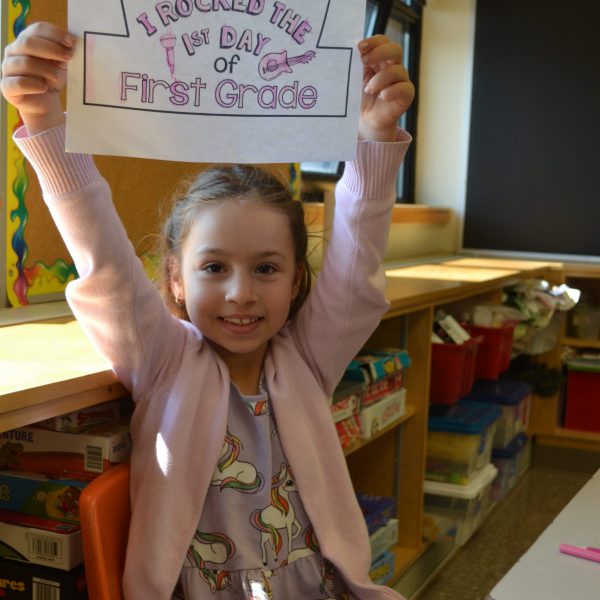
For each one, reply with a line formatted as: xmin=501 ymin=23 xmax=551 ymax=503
xmin=2 ymin=0 xmax=293 ymax=308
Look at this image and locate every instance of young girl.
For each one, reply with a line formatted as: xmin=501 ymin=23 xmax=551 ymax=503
xmin=1 ymin=22 xmax=413 ymax=600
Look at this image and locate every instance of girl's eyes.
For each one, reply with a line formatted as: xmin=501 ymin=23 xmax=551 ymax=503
xmin=203 ymin=263 xmax=224 ymax=274
xmin=256 ymin=263 xmax=277 ymax=275
xmin=201 ymin=263 xmax=277 ymax=275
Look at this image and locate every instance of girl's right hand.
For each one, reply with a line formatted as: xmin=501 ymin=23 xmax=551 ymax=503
xmin=0 ymin=22 xmax=75 ymax=134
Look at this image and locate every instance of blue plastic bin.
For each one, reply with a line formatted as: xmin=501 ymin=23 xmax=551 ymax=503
xmin=462 ymin=379 xmax=531 ymax=449
xmin=490 ymin=432 xmax=531 ymax=501
xmin=427 ymin=402 xmax=501 ymax=485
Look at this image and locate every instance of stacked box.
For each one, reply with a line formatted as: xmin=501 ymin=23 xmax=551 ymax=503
xmin=369 ymin=551 xmax=395 ymax=585
xmin=36 ymin=400 xmax=121 ymax=433
xmin=0 ymin=420 xmax=131 ymax=481
xmin=330 ymin=381 xmax=363 ymax=450
xmin=360 ymin=389 xmax=406 ymax=439
xmin=370 ymin=518 xmax=399 ymax=560
xmin=0 ymin=559 xmax=87 ymax=599
xmin=0 ymin=509 xmax=83 ymax=570
xmin=356 ymin=494 xmax=396 ymax=535
xmin=0 ymin=472 xmax=88 ymax=524
xmin=344 ymin=348 xmax=410 ymax=385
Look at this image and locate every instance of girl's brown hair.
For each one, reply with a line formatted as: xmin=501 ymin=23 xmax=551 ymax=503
xmin=158 ymin=164 xmax=312 ymax=321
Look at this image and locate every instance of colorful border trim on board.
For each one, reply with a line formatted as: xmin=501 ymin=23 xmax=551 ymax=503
xmin=6 ymin=0 xmax=77 ymax=307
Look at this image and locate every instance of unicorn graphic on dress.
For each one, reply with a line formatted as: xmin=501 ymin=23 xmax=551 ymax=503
xmin=280 ymin=526 xmax=320 ymax=566
xmin=250 ymin=463 xmax=302 ymax=565
xmin=187 ymin=531 xmax=236 ymax=593
xmin=211 ymin=430 xmax=264 ymax=494
xmin=245 ymin=569 xmax=273 ymax=600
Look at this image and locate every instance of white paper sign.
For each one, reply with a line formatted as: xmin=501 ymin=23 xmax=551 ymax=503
xmin=66 ymin=0 xmax=365 ymax=163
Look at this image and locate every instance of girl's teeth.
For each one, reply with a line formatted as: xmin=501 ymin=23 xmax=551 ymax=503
xmin=225 ymin=317 xmax=257 ymax=325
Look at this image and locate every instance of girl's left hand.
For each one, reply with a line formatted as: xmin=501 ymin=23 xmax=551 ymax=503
xmin=358 ymin=35 xmax=415 ymax=142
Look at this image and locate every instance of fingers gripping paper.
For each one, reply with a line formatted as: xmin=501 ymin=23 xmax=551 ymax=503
xmin=66 ymin=0 xmax=365 ymax=163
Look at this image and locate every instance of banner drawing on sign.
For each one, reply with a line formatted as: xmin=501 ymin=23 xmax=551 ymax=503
xmin=67 ymin=0 xmax=365 ymax=163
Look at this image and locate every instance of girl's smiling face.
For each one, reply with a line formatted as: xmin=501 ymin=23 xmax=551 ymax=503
xmin=170 ymin=198 xmax=301 ymax=375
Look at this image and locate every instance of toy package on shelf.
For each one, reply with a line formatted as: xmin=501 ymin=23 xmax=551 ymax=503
xmin=360 ymin=389 xmax=406 ymax=439
xmin=369 ymin=550 xmax=395 ymax=585
xmin=0 ymin=472 xmax=88 ymax=524
xmin=370 ymin=518 xmax=399 ymax=560
xmin=330 ymin=380 xmax=363 ymax=424
xmin=344 ymin=348 xmax=410 ymax=385
xmin=362 ymin=371 xmax=404 ymax=408
xmin=0 ymin=420 xmax=131 ymax=481
xmin=330 ymin=380 xmax=363 ymax=450
xmin=0 ymin=509 xmax=83 ymax=570
xmin=36 ymin=399 xmax=123 ymax=433
xmin=356 ymin=494 xmax=396 ymax=535
xmin=0 ymin=559 xmax=87 ymax=600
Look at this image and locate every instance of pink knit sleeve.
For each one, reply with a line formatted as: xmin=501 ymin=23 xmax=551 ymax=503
xmin=289 ymin=129 xmax=412 ymax=395
xmin=14 ymin=124 xmax=187 ymax=397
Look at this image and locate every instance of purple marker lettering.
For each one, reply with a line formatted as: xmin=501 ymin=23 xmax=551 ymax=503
xmin=155 ymin=2 xmax=179 ymax=26
xmin=270 ymin=1 xmax=286 ymax=24
xmin=170 ymin=81 xmax=190 ymax=105
xmin=247 ymin=0 xmax=265 ymax=15
xmin=220 ymin=25 xmax=237 ymax=48
xmin=278 ymin=9 xmax=300 ymax=35
xmin=292 ymin=20 xmax=311 ymax=44
xmin=120 ymin=72 xmax=140 ymax=101
xmin=254 ymin=33 xmax=270 ymax=56
xmin=195 ymin=0 xmax=211 ymax=11
xmin=190 ymin=77 xmax=207 ymax=106
xmin=175 ymin=0 xmax=194 ymax=17
xmin=136 ymin=13 xmax=157 ymax=36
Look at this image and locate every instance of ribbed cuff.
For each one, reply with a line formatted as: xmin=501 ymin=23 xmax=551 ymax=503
xmin=341 ymin=128 xmax=412 ymax=200
xmin=14 ymin=123 xmax=100 ymax=198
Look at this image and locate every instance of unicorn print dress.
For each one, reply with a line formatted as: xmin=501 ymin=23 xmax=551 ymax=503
xmin=175 ymin=379 xmax=352 ymax=599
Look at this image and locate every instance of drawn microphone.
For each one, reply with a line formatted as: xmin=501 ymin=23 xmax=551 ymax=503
xmin=160 ymin=33 xmax=177 ymax=78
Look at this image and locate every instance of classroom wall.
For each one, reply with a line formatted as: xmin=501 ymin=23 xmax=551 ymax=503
xmin=414 ymin=0 xmax=476 ymax=248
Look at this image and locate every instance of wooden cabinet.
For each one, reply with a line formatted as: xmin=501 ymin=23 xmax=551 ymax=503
xmin=1 ymin=257 xmax=580 ymax=584
xmin=530 ymin=264 xmax=600 ymax=453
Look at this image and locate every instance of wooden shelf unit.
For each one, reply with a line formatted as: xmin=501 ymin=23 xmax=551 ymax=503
xmin=0 ymin=257 xmax=573 ymax=584
xmin=530 ymin=265 xmax=600 ymax=453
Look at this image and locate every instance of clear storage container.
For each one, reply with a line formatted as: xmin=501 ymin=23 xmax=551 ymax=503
xmin=424 ymin=463 xmax=497 ymax=546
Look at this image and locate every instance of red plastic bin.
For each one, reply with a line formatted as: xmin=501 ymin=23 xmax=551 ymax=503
xmin=430 ymin=337 xmax=483 ymax=404
xmin=564 ymin=362 xmax=600 ymax=433
xmin=464 ymin=322 xmax=516 ymax=380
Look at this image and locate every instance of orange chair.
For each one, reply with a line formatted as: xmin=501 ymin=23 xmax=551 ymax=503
xmin=79 ymin=461 xmax=130 ymax=600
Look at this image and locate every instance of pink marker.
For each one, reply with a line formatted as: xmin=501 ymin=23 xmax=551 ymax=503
xmin=160 ymin=33 xmax=177 ymax=78
xmin=559 ymin=543 xmax=600 ymax=564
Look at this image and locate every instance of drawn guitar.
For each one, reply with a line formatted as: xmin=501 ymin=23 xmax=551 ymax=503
xmin=258 ymin=50 xmax=317 ymax=81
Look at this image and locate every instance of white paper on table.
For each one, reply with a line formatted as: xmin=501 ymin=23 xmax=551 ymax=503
xmin=66 ymin=0 xmax=365 ymax=163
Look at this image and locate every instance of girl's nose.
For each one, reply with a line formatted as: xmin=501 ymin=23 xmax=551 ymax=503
xmin=225 ymin=272 xmax=257 ymax=304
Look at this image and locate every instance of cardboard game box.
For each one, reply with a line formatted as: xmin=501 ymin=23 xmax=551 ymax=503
xmin=0 ymin=559 xmax=87 ymax=599
xmin=0 ymin=509 xmax=83 ymax=570
xmin=0 ymin=472 xmax=88 ymax=524
xmin=36 ymin=400 xmax=122 ymax=433
xmin=0 ymin=420 xmax=131 ymax=481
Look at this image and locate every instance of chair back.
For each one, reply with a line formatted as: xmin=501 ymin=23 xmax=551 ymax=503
xmin=79 ymin=461 xmax=130 ymax=600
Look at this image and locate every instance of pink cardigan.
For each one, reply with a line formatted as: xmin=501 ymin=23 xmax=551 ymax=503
xmin=16 ymin=125 xmax=410 ymax=600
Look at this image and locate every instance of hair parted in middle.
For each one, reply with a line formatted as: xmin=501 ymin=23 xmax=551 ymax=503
xmin=157 ymin=164 xmax=313 ymax=322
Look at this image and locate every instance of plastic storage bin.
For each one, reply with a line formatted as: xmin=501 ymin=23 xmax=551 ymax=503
xmin=464 ymin=322 xmax=516 ymax=379
xmin=429 ymin=336 xmax=483 ymax=405
xmin=424 ymin=463 xmax=497 ymax=546
xmin=490 ymin=433 xmax=531 ymax=501
xmin=426 ymin=402 xmax=501 ymax=485
xmin=356 ymin=494 xmax=396 ymax=535
xmin=564 ymin=360 xmax=600 ymax=433
xmin=462 ymin=379 xmax=531 ymax=449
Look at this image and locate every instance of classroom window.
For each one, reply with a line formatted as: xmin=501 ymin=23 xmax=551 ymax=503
xmin=300 ymin=0 xmax=423 ymax=203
